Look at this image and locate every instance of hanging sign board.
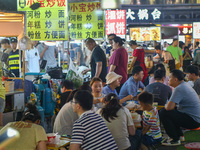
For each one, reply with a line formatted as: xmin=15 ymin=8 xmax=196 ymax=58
xmin=17 ymin=0 xmax=69 ymax=41
xmin=105 ymin=10 xmax=126 ymax=36
xmin=69 ymin=2 xmax=104 ymax=39
xmin=193 ymin=22 xmax=200 ymax=39
xmin=130 ymin=27 xmax=160 ymax=41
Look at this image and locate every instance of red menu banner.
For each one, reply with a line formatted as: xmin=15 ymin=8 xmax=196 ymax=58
xmin=106 ymin=10 xmax=126 ymax=35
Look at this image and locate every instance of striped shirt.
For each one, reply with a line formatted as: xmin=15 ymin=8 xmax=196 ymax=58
xmin=143 ymin=107 xmax=162 ymax=139
xmin=71 ymin=110 xmax=118 ymax=150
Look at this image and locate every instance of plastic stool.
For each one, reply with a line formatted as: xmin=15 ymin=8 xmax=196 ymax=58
xmin=185 ymin=142 xmax=200 ymax=150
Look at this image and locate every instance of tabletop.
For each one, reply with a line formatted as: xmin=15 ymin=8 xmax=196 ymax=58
xmin=47 ymin=138 xmax=71 ymax=150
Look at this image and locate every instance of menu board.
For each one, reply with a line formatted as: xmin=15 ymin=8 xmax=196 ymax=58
xmin=69 ymin=2 xmax=104 ymax=39
xmin=17 ymin=0 xmax=68 ymax=41
xmin=130 ymin=28 xmax=140 ymax=41
xmin=193 ymin=22 xmax=200 ymax=39
xmin=141 ymin=28 xmax=150 ymax=41
xmin=130 ymin=27 xmax=161 ymax=41
xmin=150 ymin=27 xmax=160 ymax=41
xmin=105 ymin=10 xmax=126 ymax=36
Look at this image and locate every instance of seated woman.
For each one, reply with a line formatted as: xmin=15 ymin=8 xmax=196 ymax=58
xmin=102 ymin=72 xmax=133 ymax=104
xmin=149 ymin=63 xmax=169 ymax=86
xmin=0 ymin=103 xmax=47 ymax=150
xmin=97 ymin=93 xmax=141 ymax=150
xmin=90 ymin=77 xmax=105 ymax=111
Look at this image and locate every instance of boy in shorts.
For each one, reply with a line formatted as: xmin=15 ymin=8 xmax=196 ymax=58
xmin=138 ymin=91 xmax=162 ymax=149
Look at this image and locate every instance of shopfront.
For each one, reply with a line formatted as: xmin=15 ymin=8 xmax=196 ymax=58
xmin=122 ymin=4 xmax=200 ymax=46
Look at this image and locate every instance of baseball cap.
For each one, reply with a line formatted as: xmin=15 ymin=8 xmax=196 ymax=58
xmin=10 ymin=38 xmax=17 ymax=43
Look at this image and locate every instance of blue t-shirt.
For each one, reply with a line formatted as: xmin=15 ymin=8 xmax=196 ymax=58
xmin=169 ymin=81 xmax=200 ymax=123
xmin=102 ymin=85 xmax=119 ymax=98
xmin=119 ymin=77 xmax=145 ymax=101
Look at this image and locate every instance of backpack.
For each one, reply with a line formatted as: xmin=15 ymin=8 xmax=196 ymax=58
xmin=165 ymin=51 xmax=175 ymax=71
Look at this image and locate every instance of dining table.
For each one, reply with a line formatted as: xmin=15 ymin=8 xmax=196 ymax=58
xmin=47 ymin=137 xmax=71 ymax=150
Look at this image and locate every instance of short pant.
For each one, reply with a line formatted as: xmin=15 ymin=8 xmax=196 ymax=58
xmin=142 ymin=134 xmax=162 ymax=146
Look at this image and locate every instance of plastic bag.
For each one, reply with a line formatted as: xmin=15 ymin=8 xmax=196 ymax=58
xmin=18 ymin=34 xmax=32 ymax=50
xmin=65 ymin=56 xmax=83 ymax=89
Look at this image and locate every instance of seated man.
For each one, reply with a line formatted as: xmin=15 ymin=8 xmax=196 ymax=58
xmin=69 ymin=90 xmax=118 ymax=150
xmin=186 ymin=65 xmax=200 ymax=98
xmin=145 ymin=70 xmax=172 ymax=105
xmin=119 ymin=66 xmax=145 ymax=104
xmin=59 ymin=80 xmax=74 ymax=109
xmin=160 ymin=70 xmax=200 ymax=146
xmin=53 ymin=84 xmax=91 ymax=136
xmin=53 ymin=80 xmax=74 ymax=127
xmin=102 ymin=72 xmax=133 ymax=104
xmin=53 ymin=90 xmax=79 ymax=136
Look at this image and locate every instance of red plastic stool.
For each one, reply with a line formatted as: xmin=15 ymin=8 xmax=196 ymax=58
xmin=191 ymin=127 xmax=200 ymax=131
xmin=185 ymin=142 xmax=200 ymax=150
xmin=186 ymin=127 xmax=200 ymax=131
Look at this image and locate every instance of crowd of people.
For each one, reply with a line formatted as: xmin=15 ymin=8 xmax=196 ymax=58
xmin=0 ymin=38 xmax=58 ymax=77
xmin=0 ymin=34 xmax=200 ymax=150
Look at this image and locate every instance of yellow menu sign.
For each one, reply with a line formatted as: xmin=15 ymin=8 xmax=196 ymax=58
xmin=17 ymin=0 xmax=68 ymax=41
xmin=69 ymin=2 xmax=104 ymax=39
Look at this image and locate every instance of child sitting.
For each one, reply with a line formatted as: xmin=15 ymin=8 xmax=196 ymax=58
xmin=138 ymin=91 xmax=162 ymax=149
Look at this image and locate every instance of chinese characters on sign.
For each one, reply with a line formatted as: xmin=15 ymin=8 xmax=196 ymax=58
xmin=179 ymin=27 xmax=192 ymax=35
xmin=193 ymin=22 xmax=200 ymax=39
xmin=151 ymin=8 xmax=161 ymax=20
xmin=69 ymin=2 xmax=104 ymax=39
xmin=18 ymin=0 xmax=67 ymax=11
xmin=106 ymin=10 xmax=126 ymax=35
xmin=126 ymin=8 xmax=161 ymax=21
xmin=17 ymin=0 xmax=68 ymax=41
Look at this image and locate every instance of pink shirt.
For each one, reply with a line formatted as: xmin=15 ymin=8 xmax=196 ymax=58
xmin=108 ymin=47 xmax=128 ymax=84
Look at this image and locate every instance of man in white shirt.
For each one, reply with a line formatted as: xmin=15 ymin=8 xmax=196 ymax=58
xmin=25 ymin=41 xmax=41 ymax=73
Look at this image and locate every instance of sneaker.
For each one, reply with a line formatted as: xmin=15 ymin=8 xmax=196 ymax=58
xmin=162 ymin=139 xmax=181 ymax=146
xmin=180 ymin=136 xmax=185 ymax=142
